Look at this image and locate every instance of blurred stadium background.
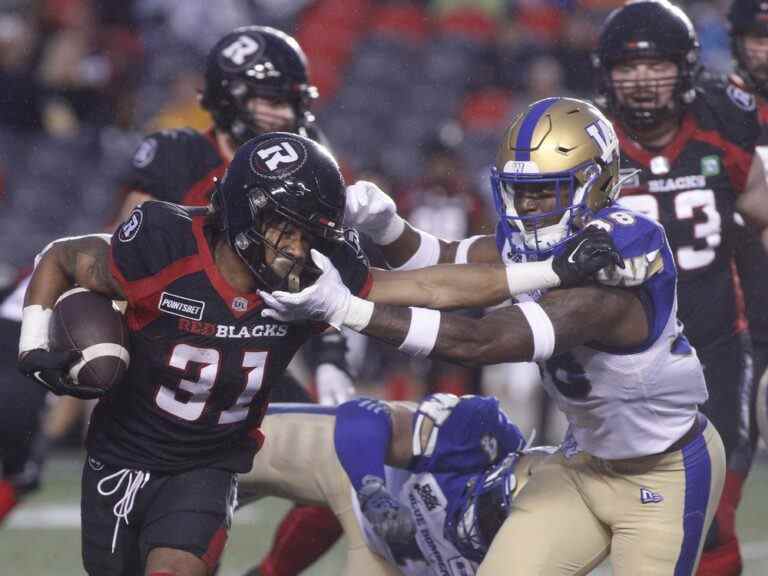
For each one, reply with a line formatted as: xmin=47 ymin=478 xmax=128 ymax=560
xmin=0 ymin=0 xmax=766 ymax=574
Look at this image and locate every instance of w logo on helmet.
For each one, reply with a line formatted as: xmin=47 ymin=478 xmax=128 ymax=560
xmin=586 ymin=119 xmax=618 ymax=164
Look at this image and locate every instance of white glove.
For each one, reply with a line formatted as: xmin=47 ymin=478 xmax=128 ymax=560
xmin=315 ymin=363 xmax=356 ymax=406
xmin=345 ymin=180 xmax=405 ymax=245
xmin=260 ymin=249 xmax=351 ymax=328
xmin=596 ymin=250 xmax=662 ymax=287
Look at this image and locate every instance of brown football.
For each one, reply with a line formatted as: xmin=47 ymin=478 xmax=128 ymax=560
xmin=49 ymin=288 xmax=130 ymax=394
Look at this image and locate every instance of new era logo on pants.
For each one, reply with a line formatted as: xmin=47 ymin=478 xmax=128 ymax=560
xmin=640 ymin=488 xmax=664 ymax=504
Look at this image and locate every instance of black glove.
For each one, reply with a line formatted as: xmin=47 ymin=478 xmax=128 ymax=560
xmin=552 ymin=228 xmax=624 ymax=288
xmin=18 ymin=348 xmax=103 ymax=400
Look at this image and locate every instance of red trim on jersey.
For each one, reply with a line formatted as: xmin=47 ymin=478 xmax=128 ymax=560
xmin=201 ymin=524 xmax=229 ymax=570
xmin=614 ymin=113 xmax=753 ymax=193
xmin=183 ymin=163 xmax=227 ymax=207
xmin=110 ymin=244 xmax=204 ymax=331
xmin=191 ymin=218 xmax=262 ymax=318
xmin=758 ymin=100 xmax=768 ymax=127
xmin=109 ymin=249 xmax=203 ymax=303
xmin=358 ymin=271 xmax=374 ymax=299
xmin=614 ymin=113 xmax=699 ymax=167
xmin=732 ymin=260 xmax=748 ymax=334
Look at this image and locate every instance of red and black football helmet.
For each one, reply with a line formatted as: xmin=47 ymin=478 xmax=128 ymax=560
xmin=201 ymin=26 xmax=319 ymax=145
xmin=593 ymin=0 xmax=699 ymax=130
xmin=212 ymin=132 xmax=346 ymax=291
xmin=729 ymin=0 xmax=768 ymax=98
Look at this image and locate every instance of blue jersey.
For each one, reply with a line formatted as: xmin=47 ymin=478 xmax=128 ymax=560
xmin=352 ymin=394 xmax=526 ymax=575
xmin=498 ymin=205 xmax=706 ymax=458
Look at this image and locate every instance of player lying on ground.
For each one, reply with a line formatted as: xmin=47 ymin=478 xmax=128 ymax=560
xmin=258 ymin=97 xmax=726 ymax=576
xmin=238 ymin=394 xmax=551 ymax=576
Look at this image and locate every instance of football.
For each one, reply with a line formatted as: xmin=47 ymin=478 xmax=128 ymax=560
xmin=49 ymin=287 xmax=130 ymax=394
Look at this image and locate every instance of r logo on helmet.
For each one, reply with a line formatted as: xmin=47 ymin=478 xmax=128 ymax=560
xmin=118 ymin=209 xmax=143 ymax=243
xmin=249 ymin=137 xmax=307 ymax=180
xmin=219 ymin=33 xmax=263 ymax=70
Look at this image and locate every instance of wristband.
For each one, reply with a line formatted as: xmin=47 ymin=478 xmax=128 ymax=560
xmin=398 ymin=307 xmax=441 ymax=358
xmin=454 ymin=235 xmax=483 ymax=264
xmin=392 ymin=230 xmax=441 ymax=271
xmin=343 ymin=296 xmax=375 ymax=332
xmin=515 ymin=301 xmax=556 ymax=361
xmin=506 ymin=260 xmax=561 ymax=296
xmin=375 ymin=214 xmax=407 ymax=246
xmin=19 ymin=305 xmax=53 ymax=354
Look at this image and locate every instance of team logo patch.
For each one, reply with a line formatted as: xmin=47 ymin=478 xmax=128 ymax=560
xmin=118 ymin=209 xmax=143 ymax=243
xmin=158 ymin=292 xmax=205 ymax=321
xmin=726 ymin=84 xmax=756 ymax=112
xmin=640 ymin=487 xmax=664 ymax=504
xmin=249 ymin=136 xmax=307 ymax=180
xmin=133 ymin=138 xmax=158 ymax=168
xmin=701 ymin=155 xmax=720 ymax=177
xmin=232 ymin=296 xmax=249 ymax=312
xmin=87 ymin=457 xmax=104 ymax=471
xmin=481 ymin=434 xmax=499 ymax=463
xmin=218 ymin=33 xmax=264 ymax=71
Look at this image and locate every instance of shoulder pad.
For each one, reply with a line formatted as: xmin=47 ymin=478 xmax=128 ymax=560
xmin=112 ymin=201 xmax=198 ymax=284
xmin=410 ymin=394 xmax=525 ymax=475
xmin=329 ymin=229 xmax=371 ymax=297
xmin=126 ymin=129 xmax=221 ymax=203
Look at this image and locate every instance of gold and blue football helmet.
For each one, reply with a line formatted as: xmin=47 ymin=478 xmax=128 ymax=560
xmin=491 ymin=97 xmax=621 ymax=259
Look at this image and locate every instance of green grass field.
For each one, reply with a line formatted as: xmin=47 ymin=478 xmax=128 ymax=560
xmin=3 ymin=450 xmax=768 ymax=575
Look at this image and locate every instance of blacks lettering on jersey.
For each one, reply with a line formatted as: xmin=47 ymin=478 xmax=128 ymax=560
xmin=127 ymin=128 xmax=226 ymax=206
xmin=92 ymin=201 xmax=371 ymax=473
xmin=609 ymin=77 xmax=758 ymax=349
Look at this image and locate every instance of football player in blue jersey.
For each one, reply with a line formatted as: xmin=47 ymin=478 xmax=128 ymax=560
xmin=259 ymin=97 xmax=725 ymax=575
xmin=238 ymin=394 xmax=547 ymax=576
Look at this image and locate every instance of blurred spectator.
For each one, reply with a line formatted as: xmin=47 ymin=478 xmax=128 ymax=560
xmin=36 ymin=0 xmax=143 ymax=136
xmin=0 ymin=12 xmax=43 ymax=132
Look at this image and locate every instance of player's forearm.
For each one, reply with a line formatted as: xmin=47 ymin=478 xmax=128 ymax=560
xmin=378 ymin=223 xmax=459 ymax=269
xmin=359 ymin=304 xmax=533 ymax=366
xmin=24 ymin=245 xmax=79 ymax=309
xmin=369 ymin=259 xmax=561 ymax=311
xmin=370 ymin=263 xmax=510 ymax=310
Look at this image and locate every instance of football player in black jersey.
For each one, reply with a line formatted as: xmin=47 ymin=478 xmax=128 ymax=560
xmin=593 ymin=2 xmax=768 ymax=573
xmin=16 ymin=133 xmax=371 ymax=576
xmin=729 ymin=0 xmax=768 ymax=249
xmin=109 ymin=26 xmax=355 ymax=575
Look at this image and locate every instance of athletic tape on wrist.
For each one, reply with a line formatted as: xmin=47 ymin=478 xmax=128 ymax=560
xmin=376 ymin=214 xmax=406 ymax=245
xmin=398 ymin=307 xmax=441 ymax=357
xmin=454 ymin=235 xmax=483 ymax=264
xmin=393 ymin=230 xmax=441 ymax=271
xmin=506 ymin=260 xmax=561 ymax=296
xmin=515 ymin=301 xmax=556 ymax=361
xmin=19 ymin=305 xmax=53 ymax=354
xmin=344 ymin=296 xmax=375 ymax=332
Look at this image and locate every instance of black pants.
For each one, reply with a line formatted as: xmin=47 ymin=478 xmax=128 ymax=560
xmin=81 ymin=456 xmax=237 ymax=575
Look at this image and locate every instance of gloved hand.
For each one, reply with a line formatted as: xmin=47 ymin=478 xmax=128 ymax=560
xmin=260 ymin=249 xmax=351 ymax=329
xmin=18 ymin=348 xmax=103 ymax=400
xmin=596 ymin=249 xmax=662 ymax=287
xmin=316 ymin=363 xmax=356 ymax=406
xmin=358 ymin=475 xmax=421 ymax=561
xmin=345 ymin=180 xmax=405 ymax=245
xmin=552 ymin=228 xmax=624 ymax=288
